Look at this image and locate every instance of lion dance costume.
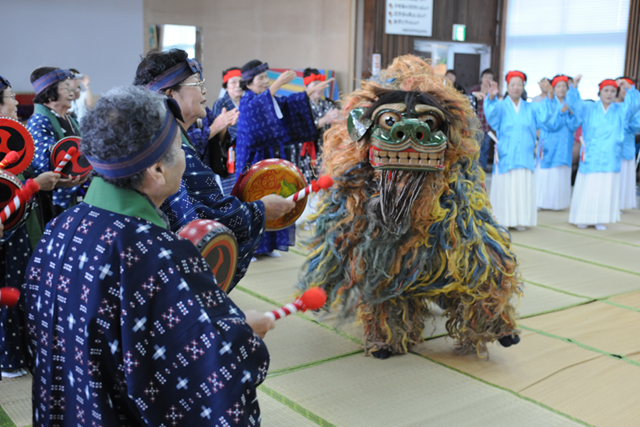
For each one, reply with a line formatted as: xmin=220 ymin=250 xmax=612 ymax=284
xmin=298 ymin=55 xmax=522 ymax=358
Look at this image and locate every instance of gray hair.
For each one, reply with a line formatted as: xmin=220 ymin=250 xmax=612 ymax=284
xmin=80 ymin=85 xmax=176 ymax=190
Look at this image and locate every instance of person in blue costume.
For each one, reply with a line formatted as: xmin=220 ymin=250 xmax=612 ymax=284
xmin=484 ymin=70 xmax=555 ymax=230
xmin=134 ymin=49 xmax=294 ymax=291
xmin=26 ymin=68 xmax=89 ymax=220
xmin=186 ymin=67 xmax=240 ymax=193
xmin=24 ymin=86 xmax=275 ymax=426
xmin=567 ymin=76 xmax=640 ymax=229
xmin=235 ymin=60 xmax=332 ymax=256
xmin=615 ymin=76 xmax=640 ymax=210
xmin=536 ymin=74 xmax=581 ymax=210
xmin=0 ymin=75 xmax=60 ymax=378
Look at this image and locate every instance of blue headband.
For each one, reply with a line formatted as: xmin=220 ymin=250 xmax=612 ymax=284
xmin=32 ymin=69 xmax=73 ymax=94
xmin=85 ymin=99 xmax=180 ymax=178
xmin=241 ymin=62 xmax=269 ymax=81
xmin=145 ymin=58 xmax=203 ymax=93
xmin=0 ymin=75 xmax=10 ymax=91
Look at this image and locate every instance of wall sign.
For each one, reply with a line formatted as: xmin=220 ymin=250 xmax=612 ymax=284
xmin=385 ymin=0 xmax=433 ymax=37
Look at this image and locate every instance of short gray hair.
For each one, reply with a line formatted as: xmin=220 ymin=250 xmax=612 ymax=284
xmin=80 ymin=85 xmax=176 ymax=190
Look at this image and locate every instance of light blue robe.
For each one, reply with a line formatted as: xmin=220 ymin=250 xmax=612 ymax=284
xmin=622 ymin=110 xmax=640 ymax=161
xmin=539 ymin=97 xmax=581 ymax=169
xmin=565 ymin=87 xmax=640 ymax=173
xmin=484 ymin=96 xmax=555 ymax=174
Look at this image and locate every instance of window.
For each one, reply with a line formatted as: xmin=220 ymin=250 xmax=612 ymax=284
xmin=161 ymin=24 xmax=199 ymax=60
xmin=504 ymin=0 xmax=630 ymax=100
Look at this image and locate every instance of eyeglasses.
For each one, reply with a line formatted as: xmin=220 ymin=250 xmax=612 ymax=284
xmin=180 ymin=79 xmax=206 ymax=92
xmin=2 ymin=93 xmax=16 ymax=100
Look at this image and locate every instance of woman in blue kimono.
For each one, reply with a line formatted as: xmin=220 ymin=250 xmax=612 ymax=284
xmin=484 ymin=70 xmax=554 ymax=230
xmin=235 ymin=60 xmax=331 ymax=256
xmin=536 ymin=74 xmax=581 ymax=210
xmin=615 ymin=76 xmax=640 ymax=210
xmin=566 ymin=76 xmax=640 ymax=229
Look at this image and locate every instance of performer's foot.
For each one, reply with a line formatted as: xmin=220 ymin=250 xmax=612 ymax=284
xmin=250 ymin=257 xmax=257 ymax=263
xmin=514 ymin=226 xmax=526 ymax=231
xmin=577 ymin=224 xmax=588 ymax=229
xmin=1 ymin=368 xmax=27 ymax=378
xmin=498 ymin=333 xmax=521 ymax=347
xmin=370 ymin=347 xmax=393 ymax=359
xmin=595 ymin=224 xmax=607 ymax=231
xmin=266 ymin=251 xmax=282 ymax=258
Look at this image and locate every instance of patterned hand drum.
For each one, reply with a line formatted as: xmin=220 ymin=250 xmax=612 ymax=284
xmin=50 ymin=137 xmax=92 ymax=178
xmin=232 ymin=159 xmax=307 ymax=231
xmin=178 ymin=219 xmax=238 ymax=293
xmin=0 ymin=117 xmax=35 ymax=175
xmin=0 ymin=170 xmax=34 ymax=232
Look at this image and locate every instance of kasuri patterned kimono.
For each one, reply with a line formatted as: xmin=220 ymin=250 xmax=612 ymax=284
xmin=298 ymin=55 xmax=522 ymax=358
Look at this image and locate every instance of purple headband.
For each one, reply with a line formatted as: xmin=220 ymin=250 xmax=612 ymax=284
xmin=32 ymin=69 xmax=73 ymax=94
xmin=0 ymin=75 xmax=10 ymax=91
xmin=85 ymin=99 xmax=179 ymax=178
xmin=241 ymin=62 xmax=269 ymax=81
xmin=145 ymin=58 xmax=203 ymax=93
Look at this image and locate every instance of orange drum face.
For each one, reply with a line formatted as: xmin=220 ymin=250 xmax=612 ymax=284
xmin=0 ymin=117 xmax=35 ymax=175
xmin=0 ymin=170 xmax=29 ymax=232
xmin=50 ymin=137 xmax=92 ymax=178
xmin=178 ymin=219 xmax=239 ymax=293
xmin=238 ymin=159 xmax=307 ymax=231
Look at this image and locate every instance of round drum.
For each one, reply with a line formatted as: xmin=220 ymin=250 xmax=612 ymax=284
xmin=178 ymin=219 xmax=238 ymax=293
xmin=0 ymin=116 xmax=35 ymax=176
xmin=233 ymin=159 xmax=307 ymax=231
xmin=50 ymin=137 xmax=92 ymax=178
xmin=0 ymin=170 xmax=33 ymax=232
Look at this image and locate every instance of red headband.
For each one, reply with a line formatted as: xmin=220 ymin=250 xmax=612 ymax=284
xmin=551 ymin=75 xmax=569 ymax=87
xmin=622 ymin=78 xmax=635 ymax=87
xmin=223 ymin=69 xmax=241 ymax=84
xmin=304 ymin=73 xmax=326 ymax=86
xmin=599 ymin=79 xmax=618 ymax=91
xmin=506 ymin=71 xmax=526 ymax=84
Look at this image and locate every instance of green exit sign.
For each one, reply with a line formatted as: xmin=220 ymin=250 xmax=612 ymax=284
xmin=452 ymin=24 xmax=466 ymax=41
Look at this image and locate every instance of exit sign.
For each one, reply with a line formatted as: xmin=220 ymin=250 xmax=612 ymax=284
xmin=452 ymin=24 xmax=466 ymax=41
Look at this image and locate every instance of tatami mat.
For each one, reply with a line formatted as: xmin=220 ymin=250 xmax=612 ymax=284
xmin=518 ymin=282 xmax=589 ymax=317
xmin=257 ymin=389 xmax=321 ymax=427
xmin=607 ymin=290 xmax=640 ymax=310
xmin=0 ymin=374 xmax=31 ymax=427
xmin=261 ymin=353 xmax=586 ymax=427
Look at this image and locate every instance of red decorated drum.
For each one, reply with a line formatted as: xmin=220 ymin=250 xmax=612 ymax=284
xmin=50 ymin=137 xmax=92 ymax=178
xmin=0 ymin=117 xmax=35 ymax=176
xmin=178 ymin=219 xmax=238 ymax=293
xmin=0 ymin=170 xmax=34 ymax=232
xmin=232 ymin=159 xmax=307 ymax=231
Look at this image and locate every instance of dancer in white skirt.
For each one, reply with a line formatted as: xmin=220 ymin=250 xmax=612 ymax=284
xmin=484 ymin=71 xmax=555 ymax=230
xmin=615 ymin=76 xmax=640 ymax=210
xmin=566 ymin=76 xmax=640 ymax=230
xmin=536 ymin=75 xmax=580 ymax=210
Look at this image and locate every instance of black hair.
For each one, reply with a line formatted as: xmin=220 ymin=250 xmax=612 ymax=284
xmin=69 ymin=68 xmax=80 ymax=75
xmin=361 ymin=89 xmax=463 ymax=136
xmin=133 ymin=48 xmax=189 ymax=93
xmin=221 ymin=67 xmax=240 ymax=89
xmin=445 ymin=70 xmax=457 ymax=78
xmin=616 ymin=76 xmax=636 ymax=85
xmin=0 ymin=86 xmax=9 ymax=106
xmin=31 ymin=67 xmax=65 ymax=104
xmin=303 ymin=68 xmax=320 ymax=78
xmin=240 ymin=59 xmax=263 ymax=91
xmin=481 ymin=68 xmax=494 ymax=78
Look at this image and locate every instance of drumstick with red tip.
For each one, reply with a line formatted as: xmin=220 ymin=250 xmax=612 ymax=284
xmin=286 ymin=175 xmax=334 ymax=202
xmin=0 ymin=287 xmax=20 ymax=308
xmin=0 ymin=151 xmax=20 ymax=170
xmin=0 ymin=179 xmax=40 ymax=225
xmin=53 ymin=147 xmax=78 ymax=173
xmin=265 ymin=287 xmax=327 ymax=321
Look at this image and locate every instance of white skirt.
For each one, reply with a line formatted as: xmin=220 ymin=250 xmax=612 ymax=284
xmin=569 ymin=171 xmax=620 ymax=225
xmin=619 ymin=159 xmax=637 ymax=210
xmin=490 ymin=168 xmax=537 ymax=227
xmin=535 ymin=165 xmax=571 ymax=210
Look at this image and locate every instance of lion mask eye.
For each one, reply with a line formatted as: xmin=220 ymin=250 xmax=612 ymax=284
xmin=418 ymin=113 xmax=442 ymax=132
xmin=377 ymin=112 xmax=401 ymax=130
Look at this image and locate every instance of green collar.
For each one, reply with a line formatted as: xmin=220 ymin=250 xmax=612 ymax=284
xmin=34 ymin=103 xmax=80 ymax=140
xmin=84 ymin=177 xmax=167 ymax=229
xmin=180 ymin=127 xmax=194 ymax=149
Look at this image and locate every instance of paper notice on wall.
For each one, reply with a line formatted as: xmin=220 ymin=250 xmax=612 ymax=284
xmin=385 ymin=0 xmax=433 ymax=37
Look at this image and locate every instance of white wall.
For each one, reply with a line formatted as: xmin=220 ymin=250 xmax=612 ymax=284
xmin=1 ymin=0 xmax=143 ymax=94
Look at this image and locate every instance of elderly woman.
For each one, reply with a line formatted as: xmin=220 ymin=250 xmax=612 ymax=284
xmin=24 ymin=85 xmax=274 ymax=425
xmin=0 ymin=75 xmax=59 ymax=378
xmin=26 ymin=67 xmax=88 ymax=236
xmin=134 ymin=49 xmax=294 ymax=289
xmin=615 ymin=76 xmax=640 ymax=210
xmin=236 ymin=60 xmax=331 ymax=256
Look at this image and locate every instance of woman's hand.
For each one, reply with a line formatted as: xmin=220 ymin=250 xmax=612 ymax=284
xmin=57 ymin=175 xmax=88 ymax=188
xmin=561 ymin=104 xmax=570 ymax=113
xmin=472 ymin=91 xmax=487 ymax=101
xmin=209 ymin=107 xmax=239 ymax=137
xmin=318 ymin=108 xmax=340 ymax=128
xmin=244 ymin=310 xmax=276 ymax=338
xmin=573 ymin=74 xmax=582 ymax=89
xmin=488 ymin=81 xmax=499 ymax=100
xmin=34 ymin=172 xmax=61 ymax=191
xmin=270 ymin=70 xmax=296 ymax=96
xmin=305 ymin=78 xmax=335 ymax=96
